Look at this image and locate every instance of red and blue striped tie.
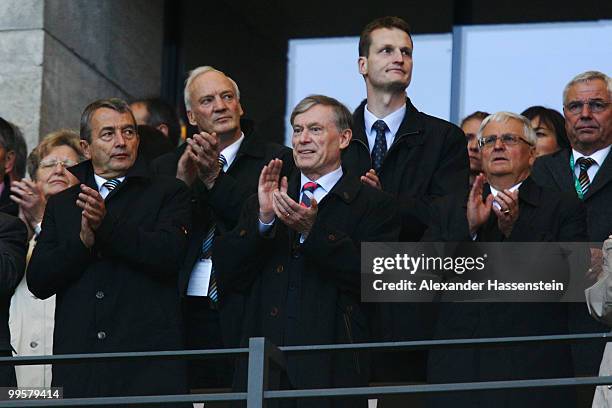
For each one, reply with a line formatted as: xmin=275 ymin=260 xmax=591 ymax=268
xmin=300 ymin=182 xmax=318 ymax=207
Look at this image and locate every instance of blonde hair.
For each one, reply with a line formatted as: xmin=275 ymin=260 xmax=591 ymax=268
xmin=27 ymin=129 xmax=84 ymax=180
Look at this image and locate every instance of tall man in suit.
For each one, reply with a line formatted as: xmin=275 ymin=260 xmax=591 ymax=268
xmin=341 ymin=15 xmax=469 ymax=382
xmin=531 ymin=70 xmax=612 ymax=380
xmin=152 ymin=66 xmax=292 ymax=390
xmin=426 ymin=111 xmax=587 ymax=408
xmin=27 ymin=98 xmax=191 ymax=403
xmin=214 ymin=95 xmax=399 ymax=408
xmin=0 ymin=213 xmax=27 ymax=386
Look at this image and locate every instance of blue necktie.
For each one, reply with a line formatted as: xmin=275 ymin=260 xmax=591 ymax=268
xmin=371 ymin=120 xmax=388 ymax=174
xmin=201 ymin=155 xmax=227 ymax=303
xmin=218 ymin=154 xmax=227 ymax=172
xmin=102 ymin=178 xmax=121 ymax=191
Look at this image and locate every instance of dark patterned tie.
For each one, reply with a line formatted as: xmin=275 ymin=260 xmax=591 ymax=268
xmin=218 ymin=154 xmax=227 ymax=171
xmin=102 ymin=178 xmax=121 ymax=192
xmin=200 ymin=224 xmax=218 ymax=302
xmin=201 ymin=154 xmax=227 ymax=303
xmin=576 ymin=157 xmax=596 ymax=196
xmin=371 ymin=120 xmax=388 ymax=174
xmin=300 ymin=182 xmax=319 ymax=207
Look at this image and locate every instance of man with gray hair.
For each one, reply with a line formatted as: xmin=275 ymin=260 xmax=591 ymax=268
xmin=425 ymin=111 xmax=587 ymax=408
xmin=28 ymin=98 xmax=191 ymax=402
xmin=533 ymin=70 xmax=612 ymax=241
xmin=214 ymin=95 xmax=399 ymax=408
xmin=152 ymin=65 xmax=292 ymax=391
xmin=532 ymin=70 xmax=612 ymax=382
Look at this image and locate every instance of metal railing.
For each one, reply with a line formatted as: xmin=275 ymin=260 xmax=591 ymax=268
xmin=1 ymin=332 xmax=612 ymax=407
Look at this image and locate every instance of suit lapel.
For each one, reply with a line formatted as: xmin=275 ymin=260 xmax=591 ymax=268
xmin=550 ymin=149 xmax=575 ymax=192
xmin=585 ymin=149 xmax=612 ymax=200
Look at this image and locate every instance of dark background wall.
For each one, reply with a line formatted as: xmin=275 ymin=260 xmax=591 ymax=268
xmin=165 ymin=0 xmax=612 ymax=144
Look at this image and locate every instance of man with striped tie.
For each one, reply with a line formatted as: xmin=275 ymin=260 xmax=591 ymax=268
xmin=27 ymin=98 xmax=191 ymax=404
xmin=531 ymin=70 xmax=612 ymax=394
xmin=151 ymin=66 xmax=292 ymax=391
xmin=214 ymin=95 xmax=400 ymax=408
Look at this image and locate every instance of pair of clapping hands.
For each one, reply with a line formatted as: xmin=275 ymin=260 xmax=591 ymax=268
xmin=177 ymin=131 xmax=223 ymax=189
xmin=10 ymin=179 xmax=47 ymax=233
xmin=10 ymin=178 xmax=103 ymax=247
xmin=258 ymin=159 xmax=316 ymax=236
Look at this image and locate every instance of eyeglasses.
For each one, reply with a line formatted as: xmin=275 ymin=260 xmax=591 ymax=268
xmin=478 ymin=134 xmax=533 ymax=150
xmin=564 ymin=99 xmax=611 ymax=115
xmin=39 ymin=158 xmax=78 ymax=170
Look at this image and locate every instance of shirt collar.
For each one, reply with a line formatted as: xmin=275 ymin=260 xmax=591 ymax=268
xmin=363 ymin=103 xmax=406 ymax=137
xmin=572 ymin=145 xmax=611 ymax=167
xmin=220 ymin=132 xmax=245 ymax=171
xmin=300 ymin=165 xmax=343 ymax=193
xmin=489 ymin=182 xmax=522 ymax=197
xmin=94 ymin=174 xmax=126 ymax=191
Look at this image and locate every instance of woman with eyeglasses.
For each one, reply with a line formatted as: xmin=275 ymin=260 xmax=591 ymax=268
xmin=8 ymin=129 xmax=84 ymax=388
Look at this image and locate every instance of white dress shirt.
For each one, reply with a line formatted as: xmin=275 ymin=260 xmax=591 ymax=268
xmin=572 ymin=146 xmax=611 ymax=184
xmin=220 ymin=132 xmax=245 ymax=171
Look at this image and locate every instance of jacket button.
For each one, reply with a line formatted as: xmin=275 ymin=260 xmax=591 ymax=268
xmin=30 ymin=341 xmax=38 ymax=349
xmin=96 ymin=291 xmax=105 ymax=299
xmin=239 ymin=229 xmax=247 ymax=237
xmin=328 ymin=234 xmax=336 ymax=241
xmin=276 ymin=264 xmax=284 ymax=273
xmin=270 ymin=307 xmax=279 ymax=317
xmin=97 ymin=331 xmax=106 ymax=340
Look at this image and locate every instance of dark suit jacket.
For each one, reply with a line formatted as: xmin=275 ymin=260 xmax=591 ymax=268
xmin=151 ymin=131 xmax=293 ymax=348
xmin=0 ymin=175 xmax=18 ymax=216
xmin=27 ymin=158 xmax=191 ymax=401
xmin=342 ymin=98 xmax=469 ymax=380
xmin=532 ymin=147 xmax=612 ymax=375
xmin=0 ymin=213 xmax=27 ymax=350
xmin=425 ymin=176 xmax=588 ymax=408
xmin=343 ymin=97 xmax=468 ymax=241
xmin=532 ymin=147 xmax=612 ymax=242
xmin=0 ymin=213 xmax=26 ymax=387
xmin=213 ymin=171 xmax=400 ymax=408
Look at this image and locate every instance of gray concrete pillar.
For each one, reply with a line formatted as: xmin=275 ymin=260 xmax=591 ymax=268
xmin=0 ymin=0 xmax=164 ymax=161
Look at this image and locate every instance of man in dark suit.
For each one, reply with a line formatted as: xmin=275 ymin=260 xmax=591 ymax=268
xmin=27 ymin=98 xmax=191 ymax=403
xmin=0 ymin=213 xmax=27 ymax=386
xmin=340 ymin=15 xmax=469 ymax=383
xmin=426 ymin=111 xmax=587 ymax=408
xmin=214 ymin=95 xmax=400 ymax=408
xmin=531 ymin=70 xmax=612 ymax=381
xmin=152 ymin=66 xmax=292 ymax=390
